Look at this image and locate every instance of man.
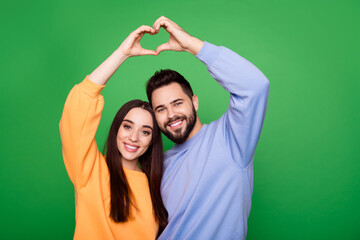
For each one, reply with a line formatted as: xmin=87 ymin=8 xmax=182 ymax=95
xmin=146 ymin=17 xmax=270 ymax=239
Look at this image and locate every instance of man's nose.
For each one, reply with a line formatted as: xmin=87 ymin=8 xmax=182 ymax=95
xmin=167 ymin=107 xmax=175 ymax=119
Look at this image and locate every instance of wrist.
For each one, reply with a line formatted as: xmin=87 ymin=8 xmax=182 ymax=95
xmin=186 ymin=37 xmax=204 ymax=56
xmin=115 ymin=47 xmax=131 ymax=61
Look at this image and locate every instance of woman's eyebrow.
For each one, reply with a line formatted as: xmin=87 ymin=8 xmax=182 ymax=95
xmin=143 ymin=125 xmax=153 ymax=130
xmin=123 ymin=119 xmax=133 ymax=124
xmin=124 ymin=119 xmax=153 ymax=130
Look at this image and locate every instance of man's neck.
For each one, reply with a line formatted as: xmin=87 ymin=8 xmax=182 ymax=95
xmin=186 ymin=116 xmax=203 ymax=142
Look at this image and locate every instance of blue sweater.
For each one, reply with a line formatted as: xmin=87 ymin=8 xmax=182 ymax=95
xmin=158 ymin=42 xmax=269 ymax=240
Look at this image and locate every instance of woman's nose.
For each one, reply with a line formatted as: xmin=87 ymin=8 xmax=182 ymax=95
xmin=129 ymin=130 xmax=139 ymax=142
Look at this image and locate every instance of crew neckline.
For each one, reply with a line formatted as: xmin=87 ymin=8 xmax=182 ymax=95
xmin=123 ymin=167 xmax=147 ymax=177
xmin=171 ymin=124 xmax=208 ymax=152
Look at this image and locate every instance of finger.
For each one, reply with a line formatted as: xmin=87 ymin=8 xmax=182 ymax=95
xmin=132 ymin=27 xmax=156 ymax=44
xmin=155 ymin=43 xmax=171 ymax=55
xmin=156 ymin=21 xmax=174 ymax=35
xmin=132 ymin=25 xmax=156 ymax=37
xmin=140 ymin=49 xmax=157 ymax=56
xmin=136 ymin=33 xmax=144 ymax=40
xmin=153 ymin=17 xmax=172 ymax=33
xmin=153 ymin=16 xmax=169 ymax=30
xmin=138 ymin=25 xmax=155 ymax=33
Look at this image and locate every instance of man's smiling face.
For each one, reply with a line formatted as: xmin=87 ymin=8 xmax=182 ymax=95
xmin=151 ymin=82 xmax=198 ymax=144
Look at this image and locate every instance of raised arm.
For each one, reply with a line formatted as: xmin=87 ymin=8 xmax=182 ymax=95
xmin=152 ymin=16 xmax=269 ymax=168
xmin=60 ymin=25 xmax=156 ymax=189
xmin=196 ymin=42 xmax=270 ymax=169
xmin=89 ymin=25 xmax=156 ymax=85
xmin=152 ymin=17 xmax=269 ymax=168
xmin=60 ymin=78 xmax=105 ymax=189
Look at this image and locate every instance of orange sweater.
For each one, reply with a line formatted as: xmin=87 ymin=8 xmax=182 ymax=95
xmin=59 ymin=77 xmax=158 ymax=240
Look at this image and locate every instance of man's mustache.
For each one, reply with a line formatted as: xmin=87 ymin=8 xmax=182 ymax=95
xmin=164 ymin=115 xmax=187 ymax=129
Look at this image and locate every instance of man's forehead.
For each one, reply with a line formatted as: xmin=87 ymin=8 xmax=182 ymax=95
xmin=151 ymin=83 xmax=187 ymax=104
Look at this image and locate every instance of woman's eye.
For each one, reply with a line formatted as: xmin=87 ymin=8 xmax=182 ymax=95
xmin=123 ymin=124 xmax=131 ymax=130
xmin=142 ymin=131 xmax=151 ymax=136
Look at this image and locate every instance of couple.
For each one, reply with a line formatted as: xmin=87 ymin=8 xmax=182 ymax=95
xmin=60 ymin=16 xmax=269 ymax=240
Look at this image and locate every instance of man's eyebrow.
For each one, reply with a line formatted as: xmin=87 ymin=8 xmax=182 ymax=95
xmin=154 ymin=98 xmax=184 ymax=112
xmin=154 ymin=104 xmax=165 ymax=112
xmin=123 ymin=119 xmax=153 ymax=130
xmin=171 ymin=98 xmax=184 ymax=104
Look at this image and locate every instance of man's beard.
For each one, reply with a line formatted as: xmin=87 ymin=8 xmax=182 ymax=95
xmin=161 ymin=106 xmax=197 ymax=144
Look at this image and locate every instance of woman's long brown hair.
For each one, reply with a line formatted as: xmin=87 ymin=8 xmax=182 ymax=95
xmin=103 ymin=99 xmax=168 ymax=234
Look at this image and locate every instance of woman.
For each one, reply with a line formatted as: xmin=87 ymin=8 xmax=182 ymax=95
xmin=59 ymin=25 xmax=167 ymax=239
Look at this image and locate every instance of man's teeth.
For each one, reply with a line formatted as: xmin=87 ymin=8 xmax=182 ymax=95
xmin=125 ymin=144 xmax=138 ymax=150
xmin=171 ymin=121 xmax=182 ymax=127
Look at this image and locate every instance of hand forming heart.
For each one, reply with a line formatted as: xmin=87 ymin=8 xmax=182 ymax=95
xmin=87 ymin=16 xmax=204 ymax=85
xmin=118 ymin=16 xmax=204 ymax=58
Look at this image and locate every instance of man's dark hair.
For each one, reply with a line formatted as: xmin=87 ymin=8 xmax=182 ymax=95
xmin=146 ymin=69 xmax=194 ymax=106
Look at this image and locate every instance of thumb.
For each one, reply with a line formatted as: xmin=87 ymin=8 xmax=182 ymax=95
xmin=140 ymin=48 xmax=156 ymax=56
xmin=155 ymin=43 xmax=171 ymax=55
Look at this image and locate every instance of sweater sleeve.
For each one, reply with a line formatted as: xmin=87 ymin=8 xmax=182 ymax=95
xmin=196 ymin=42 xmax=269 ymax=169
xmin=59 ymin=76 xmax=106 ymax=189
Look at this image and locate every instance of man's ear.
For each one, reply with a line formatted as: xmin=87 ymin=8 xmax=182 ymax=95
xmin=192 ymin=95 xmax=199 ymax=111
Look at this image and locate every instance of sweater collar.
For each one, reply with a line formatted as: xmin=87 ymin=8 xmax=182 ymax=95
xmin=170 ymin=124 xmax=207 ymax=152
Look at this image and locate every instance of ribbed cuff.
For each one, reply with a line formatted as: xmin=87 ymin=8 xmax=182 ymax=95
xmin=195 ymin=41 xmax=221 ymax=67
xmin=78 ymin=76 xmax=106 ymax=98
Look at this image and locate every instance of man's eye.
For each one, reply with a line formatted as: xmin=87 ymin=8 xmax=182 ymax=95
xmin=157 ymin=108 xmax=165 ymax=112
xmin=175 ymin=102 xmax=182 ymax=106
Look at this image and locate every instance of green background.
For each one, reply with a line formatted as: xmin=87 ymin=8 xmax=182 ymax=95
xmin=1 ymin=0 xmax=359 ymax=239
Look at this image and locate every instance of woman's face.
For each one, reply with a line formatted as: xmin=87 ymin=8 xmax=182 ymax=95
xmin=117 ymin=107 xmax=153 ymax=168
